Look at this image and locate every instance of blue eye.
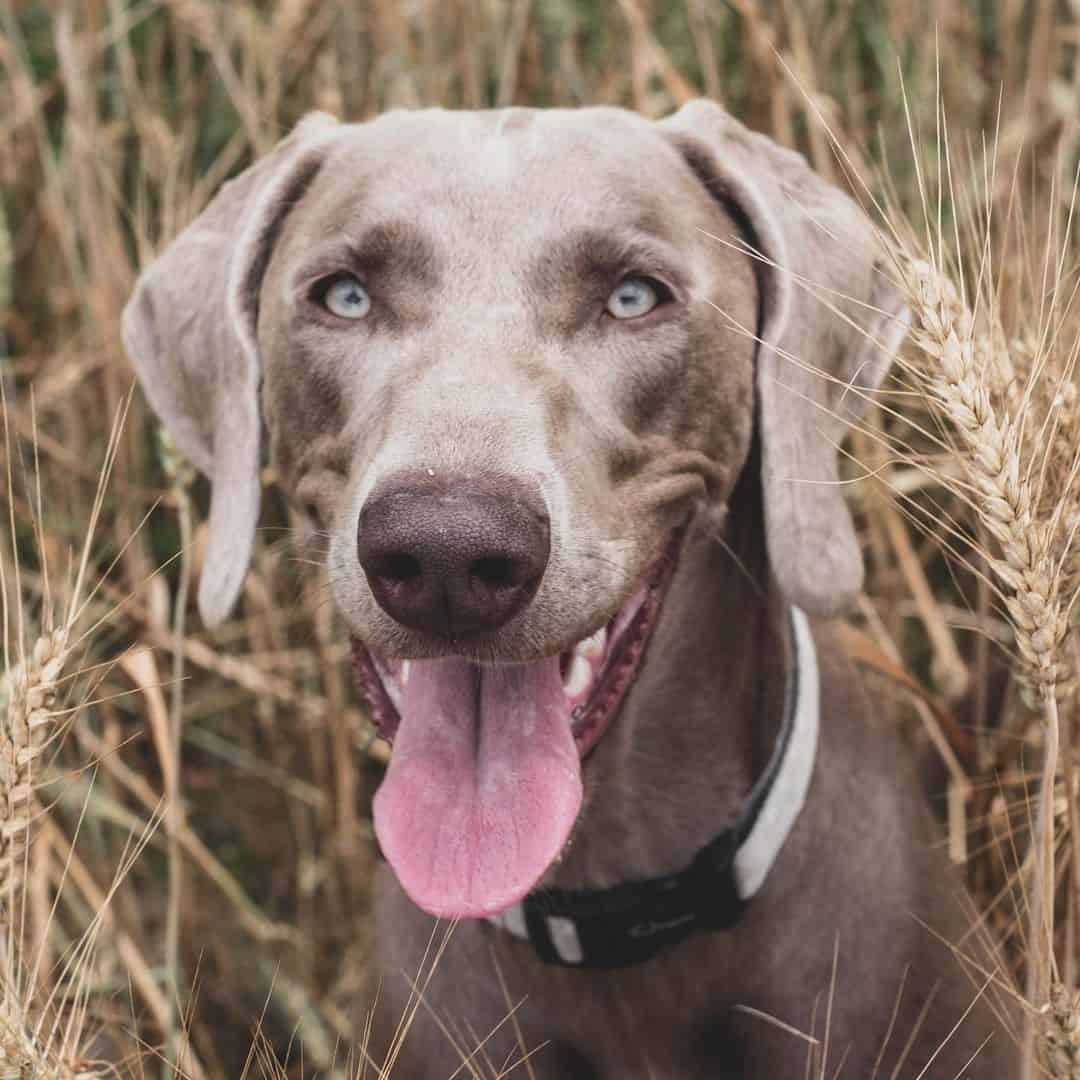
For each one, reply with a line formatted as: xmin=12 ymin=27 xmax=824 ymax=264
xmin=323 ymin=275 xmax=371 ymax=319
xmin=606 ymin=277 xmax=661 ymax=319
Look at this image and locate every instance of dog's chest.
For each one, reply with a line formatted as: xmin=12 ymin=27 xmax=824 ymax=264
xmin=371 ymin=866 xmax=746 ymax=1077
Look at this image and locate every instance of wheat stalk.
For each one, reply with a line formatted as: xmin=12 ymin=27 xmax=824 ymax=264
xmin=0 ymin=204 xmax=10 ymax=323
xmin=166 ymin=0 xmax=218 ymax=53
xmin=0 ymin=623 xmax=106 ymax=1080
xmin=897 ymin=251 xmax=1073 ymax=1073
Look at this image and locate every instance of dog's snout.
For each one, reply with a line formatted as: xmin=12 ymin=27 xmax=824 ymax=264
xmin=357 ymin=476 xmax=550 ymax=637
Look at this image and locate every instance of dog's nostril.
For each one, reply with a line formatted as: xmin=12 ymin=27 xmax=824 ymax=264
xmin=376 ymin=552 xmax=423 ymax=585
xmin=470 ymin=556 xmax=521 ymax=590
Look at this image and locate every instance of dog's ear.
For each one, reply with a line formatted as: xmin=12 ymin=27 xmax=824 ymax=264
xmin=659 ymin=100 xmax=908 ymax=616
xmin=123 ymin=113 xmax=340 ymax=626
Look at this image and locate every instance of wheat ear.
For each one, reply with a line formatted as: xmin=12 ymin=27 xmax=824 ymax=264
xmin=0 ymin=628 xmax=69 ymax=908
xmin=901 ymin=256 xmax=1069 ymax=690
xmin=898 ymin=253 xmax=1070 ymax=1074
xmin=0 ymin=626 xmax=105 ymax=1079
xmin=1042 ymin=982 xmax=1080 ymax=1079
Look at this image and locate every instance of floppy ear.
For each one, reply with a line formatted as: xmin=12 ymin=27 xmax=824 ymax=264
xmin=659 ymin=100 xmax=908 ymax=616
xmin=122 ymin=112 xmax=340 ymax=626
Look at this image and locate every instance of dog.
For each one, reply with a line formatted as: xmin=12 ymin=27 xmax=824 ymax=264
xmin=123 ymin=101 xmax=1019 ymax=1077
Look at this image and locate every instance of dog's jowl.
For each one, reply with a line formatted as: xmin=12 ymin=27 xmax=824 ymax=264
xmin=124 ymin=103 xmax=1018 ymax=1077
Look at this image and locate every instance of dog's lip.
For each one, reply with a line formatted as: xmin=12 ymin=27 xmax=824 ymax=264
xmin=350 ymin=531 xmax=682 ymax=757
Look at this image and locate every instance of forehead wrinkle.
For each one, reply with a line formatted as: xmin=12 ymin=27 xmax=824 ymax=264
xmin=343 ymin=221 xmax=440 ymax=279
xmin=532 ymin=226 xmax=688 ymax=287
xmin=295 ymin=219 xmax=442 ymax=288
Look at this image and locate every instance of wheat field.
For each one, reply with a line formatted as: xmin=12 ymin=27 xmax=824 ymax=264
xmin=1 ymin=1 xmax=1078 ymax=1076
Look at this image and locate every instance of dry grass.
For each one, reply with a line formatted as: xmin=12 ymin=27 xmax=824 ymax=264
xmin=1 ymin=0 xmax=1079 ymax=1075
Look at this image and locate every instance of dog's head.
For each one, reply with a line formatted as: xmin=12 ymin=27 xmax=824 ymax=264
xmin=123 ymin=103 xmax=906 ymax=919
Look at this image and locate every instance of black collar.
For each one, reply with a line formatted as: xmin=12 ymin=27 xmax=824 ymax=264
xmin=486 ymin=607 xmax=820 ymax=968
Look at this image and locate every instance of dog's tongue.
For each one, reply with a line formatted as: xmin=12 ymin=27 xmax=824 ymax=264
xmin=372 ymin=656 xmax=582 ymax=919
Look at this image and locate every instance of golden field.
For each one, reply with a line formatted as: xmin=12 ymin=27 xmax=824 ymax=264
xmin=1 ymin=1 xmax=1078 ymax=1075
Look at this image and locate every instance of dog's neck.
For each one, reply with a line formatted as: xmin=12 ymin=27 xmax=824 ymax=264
xmin=544 ymin=460 xmax=790 ymax=892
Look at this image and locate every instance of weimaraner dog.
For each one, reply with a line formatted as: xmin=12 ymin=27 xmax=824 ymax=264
xmin=124 ymin=102 xmax=1019 ymax=1076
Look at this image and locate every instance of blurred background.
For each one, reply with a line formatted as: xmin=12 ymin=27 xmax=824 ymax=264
xmin=1 ymin=1 xmax=1078 ymax=1076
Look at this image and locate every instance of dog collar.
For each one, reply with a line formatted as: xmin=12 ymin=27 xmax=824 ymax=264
xmin=485 ymin=606 xmax=820 ymax=968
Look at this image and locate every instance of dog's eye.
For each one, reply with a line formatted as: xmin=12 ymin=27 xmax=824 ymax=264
xmin=605 ymin=277 xmax=666 ymax=320
xmin=322 ymin=275 xmax=371 ymax=320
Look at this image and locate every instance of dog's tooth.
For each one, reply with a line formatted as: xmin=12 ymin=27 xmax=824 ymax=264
xmin=399 ymin=660 xmax=410 ymax=686
xmin=563 ymin=654 xmax=592 ymax=699
xmin=578 ymin=626 xmax=607 ymax=659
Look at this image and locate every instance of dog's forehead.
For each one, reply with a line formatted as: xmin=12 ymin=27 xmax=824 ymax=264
xmin=305 ymin=107 xmax=693 ymax=240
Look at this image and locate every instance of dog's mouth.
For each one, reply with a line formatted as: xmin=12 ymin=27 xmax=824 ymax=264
xmin=350 ymin=534 xmax=681 ymax=919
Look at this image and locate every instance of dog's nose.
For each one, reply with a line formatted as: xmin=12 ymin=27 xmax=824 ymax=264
xmin=357 ymin=476 xmax=550 ymax=636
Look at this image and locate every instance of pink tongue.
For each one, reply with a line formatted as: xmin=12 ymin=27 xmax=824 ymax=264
xmin=372 ymin=656 xmax=583 ymax=919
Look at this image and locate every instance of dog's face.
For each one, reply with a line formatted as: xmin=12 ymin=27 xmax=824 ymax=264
xmin=259 ymin=108 xmax=757 ymax=661
xmin=124 ymin=103 xmax=905 ymax=920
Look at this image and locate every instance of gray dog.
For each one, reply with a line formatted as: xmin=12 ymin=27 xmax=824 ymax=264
xmin=124 ymin=102 xmax=1018 ymax=1077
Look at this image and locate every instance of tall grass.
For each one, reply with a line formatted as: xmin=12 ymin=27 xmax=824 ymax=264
xmin=0 ymin=1 xmax=1078 ymax=1075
